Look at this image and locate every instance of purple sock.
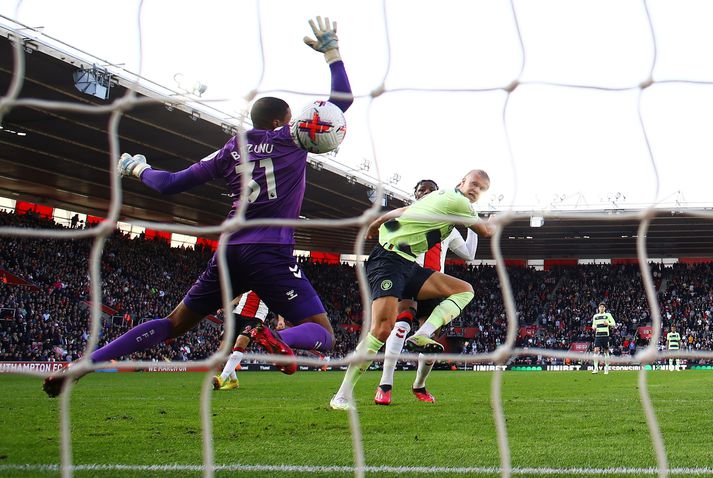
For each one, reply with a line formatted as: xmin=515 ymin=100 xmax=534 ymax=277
xmin=90 ymin=318 xmax=174 ymax=362
xmin=279 ymin=322 xmax=333 ymax=351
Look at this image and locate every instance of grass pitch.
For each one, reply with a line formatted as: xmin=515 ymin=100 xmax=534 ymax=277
xmin=1 ymin=370 xmax=712 ymax=478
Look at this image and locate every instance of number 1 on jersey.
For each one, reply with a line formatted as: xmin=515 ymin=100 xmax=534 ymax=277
xmin=235 ymin=158 xmax=277 ymax=203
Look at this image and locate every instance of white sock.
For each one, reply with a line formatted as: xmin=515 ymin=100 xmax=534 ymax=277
xmin=604 ymin=353 xmax=609 ymax=370
xmin=220 ymin=350 xmax=243 ymax=381
xmin=414 ymin=322 xmax=437 ymax=338
xmin=593 ymin=355 xmax=599 ymax=370
xmin=413 ymin=353 xmax=434 ymax=389
xmin=379 ymin=321 xmax=411 ymax=387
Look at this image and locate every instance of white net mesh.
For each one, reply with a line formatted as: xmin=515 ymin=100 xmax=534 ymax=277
xmin=2 ymin=1 xmax=713 ymax=477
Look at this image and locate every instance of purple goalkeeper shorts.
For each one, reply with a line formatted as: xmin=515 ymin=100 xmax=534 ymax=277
xmin=183 ymin=244 xmax=325 ymax=321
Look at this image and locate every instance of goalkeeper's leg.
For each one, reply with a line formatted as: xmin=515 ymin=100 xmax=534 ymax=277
xmin=44 ymin=301 xmax=203 ymax=397
xmin=92 ymin=302 xmax=202 ymax=362
xmin=277 ymin=313 xmax=334 ymax=352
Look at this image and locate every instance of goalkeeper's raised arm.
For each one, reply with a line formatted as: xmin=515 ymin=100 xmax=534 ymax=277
xmin=304 ymin=16 xmax=353 ymax=112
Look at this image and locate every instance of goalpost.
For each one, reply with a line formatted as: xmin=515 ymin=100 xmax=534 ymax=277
xmin=2 ymin=1 xmax=713 ymax=478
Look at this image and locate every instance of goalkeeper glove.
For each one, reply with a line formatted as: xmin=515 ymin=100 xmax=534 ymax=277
xmin=118 ymin=153 xmax=151 ymax=179
xmin=303 ymin=16 xmax=341 ymax=65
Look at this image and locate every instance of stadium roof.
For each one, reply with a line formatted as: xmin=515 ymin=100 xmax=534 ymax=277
xmin=2 ymin=27 xmax=713 ymax=261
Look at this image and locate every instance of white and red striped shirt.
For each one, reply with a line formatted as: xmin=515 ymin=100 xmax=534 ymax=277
xmin=233 ymin=290 xmax=269 ymax=321
xmin=416 ymin=228 xmax=478 ymax=272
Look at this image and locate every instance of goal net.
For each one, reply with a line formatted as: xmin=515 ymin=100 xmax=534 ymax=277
xmin=1 ymin=1 xmax=713 ymax=477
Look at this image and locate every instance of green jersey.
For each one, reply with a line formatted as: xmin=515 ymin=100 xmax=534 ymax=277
xmin=378 ymin=189 xmax=479 ymax=261
xmin=592 ymin=313 xmax=615 ymax=336
xmin=667 ymin=332 xmax=681 ymax=350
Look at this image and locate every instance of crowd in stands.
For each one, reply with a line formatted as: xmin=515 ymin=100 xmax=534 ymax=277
xmin=2 ymin=210 xmax=713 ymax=366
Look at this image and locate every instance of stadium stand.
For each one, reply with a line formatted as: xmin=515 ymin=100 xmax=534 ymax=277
xmin=2 ymin=210 xmax=712 ymax=366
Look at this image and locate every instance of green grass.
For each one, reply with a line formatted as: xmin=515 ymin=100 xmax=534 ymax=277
xmin=1 ymin=370 xmax=712 ymax=477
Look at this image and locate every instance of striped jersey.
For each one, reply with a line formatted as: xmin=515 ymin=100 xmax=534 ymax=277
xmin=416 ymin=228 xmax=476 ymax=272
xmin=233 ymin=291 xmax=269 ymax=321
xmin=592 ymin=312 xmax=616 ymax=336
xmin=666 ymin=331 xmax=681 ymax=350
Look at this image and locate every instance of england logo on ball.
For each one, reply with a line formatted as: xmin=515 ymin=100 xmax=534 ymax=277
xmin=291 ymin=100 xmax=346 ymax=154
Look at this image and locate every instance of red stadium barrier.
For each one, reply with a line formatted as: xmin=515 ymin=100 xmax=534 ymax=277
xmin=197 ymin=237 xmax=218 ymax=251
xmin=15 ymin=201 xmax=54 ymax=219
xmin=679 ymin=257 xmax=713 ymax=264
xmin=544 ymin=259 xmax=577 ymax=270
xmin=611 ymin=258 xmax=639 ymax=264
xmin=144 ymin=229 xmax=171 ymax=243
xmin=310 ymin=251 xmax=340 ymax=264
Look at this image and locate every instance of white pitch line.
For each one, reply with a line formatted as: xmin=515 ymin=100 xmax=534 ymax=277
xmin=3 ymin=464 xmax=713 ymax=475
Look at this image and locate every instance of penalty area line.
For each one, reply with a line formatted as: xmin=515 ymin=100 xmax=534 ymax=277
xmin=2 ymin=464 xmax=713 ymax=475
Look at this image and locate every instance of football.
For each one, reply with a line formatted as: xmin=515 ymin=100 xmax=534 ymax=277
xmin=290 ymin=100 xmax=346 ymax=154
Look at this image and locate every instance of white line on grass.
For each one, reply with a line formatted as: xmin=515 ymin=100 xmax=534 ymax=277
xmin=3 ymin=464 xmax=713 ymax=475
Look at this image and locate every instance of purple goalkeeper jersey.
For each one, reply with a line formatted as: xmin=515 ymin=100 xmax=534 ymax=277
xmin=194 ymin=127 xmax=308 ymax=244
xmin=139 ymin=61 xmax=352 ymax=245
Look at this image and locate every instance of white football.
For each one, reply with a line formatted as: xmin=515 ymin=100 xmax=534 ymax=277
xmin=290 ymin=100 xmax=346 ymax=154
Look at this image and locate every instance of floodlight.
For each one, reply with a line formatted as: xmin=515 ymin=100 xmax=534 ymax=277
xmin=73 ymin=65 xmax=112 ymax=100
xmin=530 ymin=216 xmax=544 ymax=228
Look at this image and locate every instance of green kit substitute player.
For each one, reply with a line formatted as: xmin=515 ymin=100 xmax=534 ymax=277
xmin=666 ymin=325 xmax=681 ymax=371
xmin=592 ymin=303 xmax=616 ymax=374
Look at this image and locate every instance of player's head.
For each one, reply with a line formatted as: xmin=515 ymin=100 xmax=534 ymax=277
xmin=251 ymin=97 xmax=292 ymax=130
xmin=670 ymin=325 xmax=676 ymax=332
xmin=458 ymin=170 xmax=490 ymax=203
xmin=598 ymin=303 xmax=606 ymax=313
xmin=414 ymin=179 xmax=438 ymax=200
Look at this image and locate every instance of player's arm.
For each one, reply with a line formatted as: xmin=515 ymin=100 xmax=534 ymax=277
xmin=468 ymin=213 xmax=496 ymax=238
xmin=118 ymin=153 xmax=213 ymax=194
xmin=447 ymin=228 xmax=478 ymax=261
xmin=607 ymin=314 xmax=616 ymax=328
xmin=303 ymin=16 xmax=353 ymax=112
xmin=468 ymin=221 xmax=494 ymax=238
xmin=366 ymin=206 xmax=408 ymax=239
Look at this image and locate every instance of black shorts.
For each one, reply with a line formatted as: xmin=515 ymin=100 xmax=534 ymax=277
xmin=415 ymin=298 xmax=441 ymax=321
xmin=402 ymin=266 xmax=436 ymax=301
xmin=223 ymin=314 xmax=264 ymax=345
xmin=366 ymin=245 xmax=425 ymax=300
xmin=594 ymin=336 xmax=610 ymax=350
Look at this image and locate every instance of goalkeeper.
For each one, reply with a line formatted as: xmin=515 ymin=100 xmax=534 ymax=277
xmin=591 ymin=303 xmax=616 ymax=375
xmin=44 ymin=16 xmax=353 ymax=397
xmin=330 ymin=170 xmax=494 ymax=410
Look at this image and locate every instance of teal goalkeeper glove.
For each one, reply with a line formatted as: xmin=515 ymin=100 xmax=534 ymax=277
xmin=303 ymin=16 xmax=341 ymax=64
xmin=118 ymin=153 xmax=151 ymax=179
